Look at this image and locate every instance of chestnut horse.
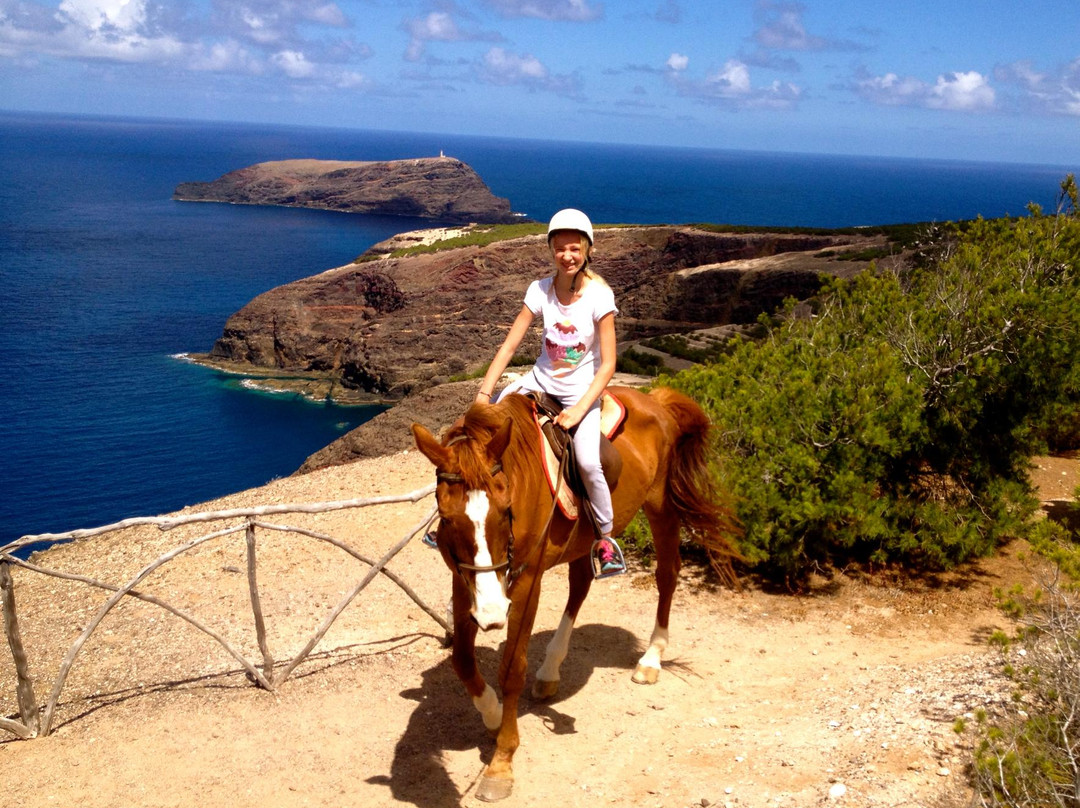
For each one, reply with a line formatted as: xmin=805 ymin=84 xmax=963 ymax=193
xmin=411 ymin=386 xmax=738 ymax=802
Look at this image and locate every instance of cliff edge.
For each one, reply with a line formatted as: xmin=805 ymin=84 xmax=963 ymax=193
xmin=173 ymin=156 xmax=520 ymax=224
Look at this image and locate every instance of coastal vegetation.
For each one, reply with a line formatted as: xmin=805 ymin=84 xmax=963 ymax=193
xmin=667 ymin=175 xmax=1079 ymax=582
xmin=663 ymin=177 xmax=1080 ymax=807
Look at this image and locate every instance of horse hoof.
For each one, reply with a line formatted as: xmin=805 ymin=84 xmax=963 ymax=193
xmin=632 ymin=664 xmax=660 ymax=685
xmin=476 ymin=775 xmax=514 ymax=802
xmin=531 ymin=677 xmax=560 ymax=701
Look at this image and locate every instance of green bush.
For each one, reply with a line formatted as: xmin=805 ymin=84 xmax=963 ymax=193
xmin=970 ymin=519 xmax=1080 ymax=807
xmin=618 ymin=511 xmax=654 ymax=562
xmin=643 ymin=333 xmax=733 ymax=364
xmin=667 ymin=176 xmax=1080 ymax=583
xmin=616 ymin=347 xmax=667 ymax=376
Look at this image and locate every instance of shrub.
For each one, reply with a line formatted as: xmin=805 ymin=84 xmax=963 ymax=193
xmin=971 ymin=520 xmax=1080 ymax=807
xmin=616 ymin=347 xmax=667 ymax=377
xmin=643 ymin=334 xmax=732 ymax=364
xmin=618 ymin=511 xmax=654 ymax=562
xmin=667 ymin=176 xmax=1080 ymax=582
xmin=669 ymin=278 xmax=926 ymax=577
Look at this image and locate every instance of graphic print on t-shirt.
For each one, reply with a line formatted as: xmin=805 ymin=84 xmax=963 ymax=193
xmin=544 ymin=318 xmax=587 ymax=371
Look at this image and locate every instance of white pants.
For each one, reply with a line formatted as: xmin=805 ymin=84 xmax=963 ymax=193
xmin=496 ymin=374 xmax=614 ymax=535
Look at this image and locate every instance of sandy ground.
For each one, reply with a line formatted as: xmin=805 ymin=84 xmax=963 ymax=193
xmin=2 ymin=451 xmax=1075 ymax=808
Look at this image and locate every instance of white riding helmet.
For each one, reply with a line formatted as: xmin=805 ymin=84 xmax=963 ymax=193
xmin=547 ymin=208 xmax=594 ymax=246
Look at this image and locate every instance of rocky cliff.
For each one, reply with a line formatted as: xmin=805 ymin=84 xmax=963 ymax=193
xmin=173 ymin=157 xmax=519 ymax=224
xmin=194 ymin=225 xmax=890 ymax=402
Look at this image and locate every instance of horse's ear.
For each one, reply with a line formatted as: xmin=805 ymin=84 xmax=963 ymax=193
xmin=412 ymin=423 xmax=449 ymax=467
xmin=487 ymin=417 xmax=514 ymax=461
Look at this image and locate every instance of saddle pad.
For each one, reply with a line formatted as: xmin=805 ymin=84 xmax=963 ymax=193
xmin=534 ymin=391 xmax=626 ymax=520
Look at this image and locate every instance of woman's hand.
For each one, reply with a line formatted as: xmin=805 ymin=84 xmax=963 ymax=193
xmin=555 ymin=403 xmax=587 ymax=430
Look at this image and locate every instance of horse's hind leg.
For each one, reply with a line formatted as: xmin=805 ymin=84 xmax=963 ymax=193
xmin=532 ymin=554 xmax=593 ymax=700
xmin=634 ymin=503 xmax=681 ymax=684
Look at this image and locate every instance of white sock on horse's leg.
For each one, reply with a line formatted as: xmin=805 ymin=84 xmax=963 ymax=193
xmin=536 ymin=612 xmax=575 ymax=684
xmin=473 ymin=683 xmax=503 ymax=731
xmin=634 ymin=622 xmax=669 ymax=683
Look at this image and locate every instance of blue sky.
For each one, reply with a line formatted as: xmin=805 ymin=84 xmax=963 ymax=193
xmin=1 ymin=0 xmax=1077 ymax=164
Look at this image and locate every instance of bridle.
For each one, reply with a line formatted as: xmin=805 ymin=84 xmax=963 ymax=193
xmin=432 ymin=430 xmax=567 ymax=592
xmin=435 ymin=435 xmax=527 ymax=588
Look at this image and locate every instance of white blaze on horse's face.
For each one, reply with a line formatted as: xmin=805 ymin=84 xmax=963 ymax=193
xmin=465 ymin=490 xmax=512 ymax=631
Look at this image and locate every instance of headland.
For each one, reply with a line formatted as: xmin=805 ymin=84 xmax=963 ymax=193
xmin=173 ymin=156 xmax=521 ymax=224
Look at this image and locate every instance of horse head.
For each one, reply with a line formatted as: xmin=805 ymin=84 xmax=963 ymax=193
xmin=412 ymin=409 xmax=517 ymax=631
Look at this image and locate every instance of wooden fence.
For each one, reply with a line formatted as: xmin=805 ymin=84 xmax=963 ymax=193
xmin=0 ymin=484 xmax=442 ymax=740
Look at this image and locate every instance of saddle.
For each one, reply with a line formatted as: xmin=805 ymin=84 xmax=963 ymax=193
xmin=524 ymin=390 xmax=625 ymax=523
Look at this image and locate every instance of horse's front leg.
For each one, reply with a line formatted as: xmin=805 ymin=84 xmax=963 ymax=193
xmin=532 ymin=554 xmax=593 ymax=700
xmin=450 ymin=577 xmax=502 ymax=733
xmin=476 ymin=572 xmax=544 ymax=802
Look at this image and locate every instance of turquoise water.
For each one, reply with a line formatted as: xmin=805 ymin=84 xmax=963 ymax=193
xmin=1 ymin=110 xmax=1074 ymax=545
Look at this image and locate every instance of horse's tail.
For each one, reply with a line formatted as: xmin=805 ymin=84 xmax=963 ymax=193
xmin=651 ymin=387 xmax=742 ymax=588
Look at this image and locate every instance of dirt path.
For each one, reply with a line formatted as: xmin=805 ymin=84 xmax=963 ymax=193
xmin=3 ymin=452 xmax=1068 ymax=808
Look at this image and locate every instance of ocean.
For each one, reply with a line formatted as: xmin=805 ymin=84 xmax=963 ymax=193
xmin=0 ymin=110 xmax=1074 ymax=547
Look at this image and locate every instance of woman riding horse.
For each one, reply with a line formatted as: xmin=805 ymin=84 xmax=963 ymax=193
xmin=473 ymin=208 xmax=626 ymax=578
xmin=412 ymin=383 xmax=739 ymax=801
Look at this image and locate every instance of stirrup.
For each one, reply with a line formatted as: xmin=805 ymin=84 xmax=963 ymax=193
xmin=591 ymin=537 xmax=627 ymax=579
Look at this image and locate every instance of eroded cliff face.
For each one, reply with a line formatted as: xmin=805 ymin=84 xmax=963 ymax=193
xmin=199 ymin=225 xmax=885 ymax=400
xmin=173 ymin=157 xmax=520 ymax=224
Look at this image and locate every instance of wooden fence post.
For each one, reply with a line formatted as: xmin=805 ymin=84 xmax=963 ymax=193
xmin=245 ymin=520 xmax=274 ymax=686
xmin=1 ymin=560 xmax=40 ymax=736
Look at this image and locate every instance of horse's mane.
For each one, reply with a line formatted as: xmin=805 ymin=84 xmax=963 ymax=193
xmin=442 ymin=394 xmax=537 ymax=490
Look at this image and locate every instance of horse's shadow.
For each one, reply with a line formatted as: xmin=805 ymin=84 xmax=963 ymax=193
xmin=365 ymin=622 xmax=641 ymax=808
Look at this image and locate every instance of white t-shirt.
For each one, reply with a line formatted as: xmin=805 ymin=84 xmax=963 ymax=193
xmin=523 ymin=275 xmax=618 ymax=400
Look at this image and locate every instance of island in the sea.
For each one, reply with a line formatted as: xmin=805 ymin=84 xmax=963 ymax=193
xmin=173 ymin=156 xmax=521 ymax=224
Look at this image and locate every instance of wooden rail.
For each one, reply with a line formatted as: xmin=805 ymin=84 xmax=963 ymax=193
xmin=0 ymin=484 xmax=441 ymax=739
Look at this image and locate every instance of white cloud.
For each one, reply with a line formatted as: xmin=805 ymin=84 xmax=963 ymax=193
xmin=188 ymin=39 xmax=263 ymax=74
xmin=0 ymin=0 xmax=187 ymax=64
xmin=706 ymin=59 xmax=752 ymax=96
xmin=666 ymin=56 xmax=800 ymax=109
xmin=855 ymin=69 xmax=996 ymax=112
xmin=271 ymin=48 xmax=315 ymax=78
xmin=0 ymin=0 xmax=371 ymax=89
xmin=927 ymin=71 xmax=995 ymax=111
xmin=855 ymin=72 xmax=927 ymax=106
xmin=58 ymin=0 xmax=145 ymax=31
xmin=401 ymin=10 xmax=502 ymax=62
xmin=477 ymin=45 xmax=582 ymax=97
xmin=482 ymin=0 xmax=603 ymax=22
xmin=666 ymin=52 xmax=688 ymax=72
xmin=308 ymin=2 xmax=347 ymax=27
xmin=212 ymin=0 xmax=350 ymax=50
xmin=481 ymin=46 xmax=547 ymax=82
xmin=997 ymin=58 xmax=1080 ymax=117
xmin=334 ymin=69 xmax=367 ymax=89
xmin=406 ymin=11 xmax=462 ymax=42
xmin=403 ymin=11 xmax=464 ymax=61
xmin=752 ymin=0 xmax=866 ymax=56
xmin=752 ymin=2 xmax=824 ymax=51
